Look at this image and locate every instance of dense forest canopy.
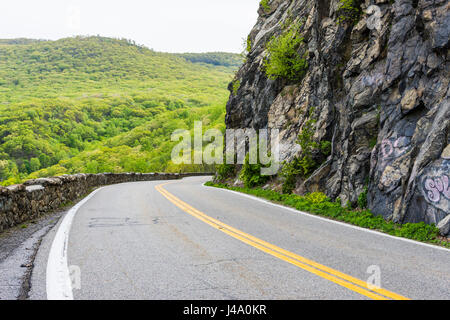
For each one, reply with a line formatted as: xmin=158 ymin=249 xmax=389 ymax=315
xmin=176 ymin=52 xmax=244 ymax=69
xmin=0 ymin=36 xmax=242 ymax=185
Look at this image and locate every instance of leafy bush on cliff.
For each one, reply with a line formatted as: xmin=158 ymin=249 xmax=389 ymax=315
xmin=246 ymin=36 xmax=252 ymax=53
xmin=281 ymin=114 xmax=331 ymax=194
xmin=239 ymin=153 xmax=269 ymax=188
xmin=358 ymin=186 xmax=368 ymax=209
xmin=264 ymin=23 xmax=308 ymax=82
xmin=260 ymin=0 xmax=271 ymax=13
xmin=232 ymin=79 xmax=241 ymax=96
xmin=216 ymin=163 xmax=236 ymax=181
xmin=337 ymin=0 xmax=363 ymax=24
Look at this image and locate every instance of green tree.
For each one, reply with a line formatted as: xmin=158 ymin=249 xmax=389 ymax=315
xmin=29 ymin=158 xmax=41 ymax=172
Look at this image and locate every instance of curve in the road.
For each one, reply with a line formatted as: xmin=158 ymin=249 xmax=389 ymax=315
xmin=45 ymin=178 xmax=448 ymax=300
xmin=155 ymin=182 xmax=409 ymax=301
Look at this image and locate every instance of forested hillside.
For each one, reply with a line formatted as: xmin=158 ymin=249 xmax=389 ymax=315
xmin=176 ymin=52 xmax=244 ymax=69
xmin=0 ymin=36 xmax=241 ymax=185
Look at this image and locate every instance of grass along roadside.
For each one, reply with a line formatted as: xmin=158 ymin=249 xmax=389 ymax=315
xmin=205 ymin=182 xmax=450 ymax=249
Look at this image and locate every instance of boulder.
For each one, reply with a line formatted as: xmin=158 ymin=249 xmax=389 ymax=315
xmin=437 ymin=215 xmax=450 ymax=237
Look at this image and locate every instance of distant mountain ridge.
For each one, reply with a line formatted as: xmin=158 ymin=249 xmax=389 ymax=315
xmin=0 ymin=38 xmax=45 ymax=45
xmin=176 ymin=52 xmax=244 ymax=68
xmin=0 ymin=36 xmax=241 ymax=185
xmin=0 ymin=36 xmax=241 ymax=101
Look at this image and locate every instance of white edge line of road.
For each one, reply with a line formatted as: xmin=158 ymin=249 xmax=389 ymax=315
xmin=201 ymin=182 xmax=450 ymax=253
xmin=46 ymin=187 xmax=104 ymax=300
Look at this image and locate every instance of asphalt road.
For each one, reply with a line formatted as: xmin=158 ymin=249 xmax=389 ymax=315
xmin=28 ymin=176 xmax=450 ymax=300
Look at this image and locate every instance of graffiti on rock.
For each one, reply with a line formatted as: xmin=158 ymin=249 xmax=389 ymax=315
xmin=424 ymin=175 xmax=450 ymax=203
xmin=380 ymin=136 xmax=410 ymax=161
xmin=376 ymin=137 xmax=411 ymax=191
xmin=419 ymin=160 xmax=450 ymax=213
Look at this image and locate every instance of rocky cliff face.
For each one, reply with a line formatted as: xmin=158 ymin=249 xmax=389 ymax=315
xmin=226 ymin=0 xmax=449 ymax=228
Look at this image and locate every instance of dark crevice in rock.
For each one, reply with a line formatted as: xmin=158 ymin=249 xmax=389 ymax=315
xmin=317 ymin=0 xmax=331 ymax=21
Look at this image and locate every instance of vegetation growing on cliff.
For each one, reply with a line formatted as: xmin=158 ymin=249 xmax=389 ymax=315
xmin=215 ymin=163 xmax=236 ymax=181
xmin=281 ymin=109 xmax=331 ymax=194
xmin=0 ymin=36 xmax=239 ymax=185
xmin=239 ymin=153 xmax=269 ymax=188
xmin=260 ymin=0 xmax=271 ymax=13
xmin=263 ymin=22 xmax=308 ymax=82
xmin=246 ymin=36 xmax=252 ymax=53
xmin=337 ymin=0 xmax=363 ymax=24
xmin=232 ymin=79 xmax=241 ymax=96
xmin=358 ymin=186 xmax=369 ymax=209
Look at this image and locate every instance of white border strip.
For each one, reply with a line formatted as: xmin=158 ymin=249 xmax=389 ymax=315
xmin=46 ymin=188 xmax=103 ymax=300
xmin=202 ymin=183 xmax=450 ymax=253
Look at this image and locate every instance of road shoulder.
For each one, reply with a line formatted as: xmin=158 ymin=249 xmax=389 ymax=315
xmin=0 ymin=209 xmax=66 ymax=300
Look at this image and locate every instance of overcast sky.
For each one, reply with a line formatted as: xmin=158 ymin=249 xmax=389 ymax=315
xmin=0 ymin=0 xmax=260 ymax=53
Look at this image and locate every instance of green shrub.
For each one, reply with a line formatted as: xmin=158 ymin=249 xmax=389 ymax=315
xmin=216 ymin=163 xmax=235 ymax=181
xmin=337 ymin=0 xmax=362 ymax=25
xmin=345 ymin=200 xmax=353 ymax=210
xmin=369 ymin=137 xmax=377 ymax=149
xmin=395 ymin=223 xmax=439 ymax=242
xmin=239 ymin=153 xmax=269 ymax=188
xmin=296 ymin=117 xmax=317 ymax=151
xmin=246 ymin=36 xmax=252 ymax=53
xmin=296 ymin=118 xmax=318 ymax=174
xmin=358 ymin=186 xmax=368 ymax=209
xmin=232 ymin=79 xmax=241 ymax=96
xmin=264 ymin=23 xmax=308 ymax=82
xmin=297 ymin=154 xmax=317 ymax=177
xmin=305 ymin=192 xmax=329 ymax=204
xmin=320 ymin=141 xmax=332 ymax=156
xmin=280 ymin=160 xmax=301 ymax=194
xmin=281 ymin=116 xmax=332 ymax=194
xmin=260 ymin=0 xmax=271 ymax=13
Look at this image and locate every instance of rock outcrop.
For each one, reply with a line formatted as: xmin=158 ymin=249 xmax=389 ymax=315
xmin=226 ymin=0 xmax=449 ymax=231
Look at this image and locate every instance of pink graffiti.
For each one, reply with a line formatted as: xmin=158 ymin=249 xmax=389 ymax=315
xmin=381 ymin=137 xmax=410 ymax=159
xmin=424 ymin=175 xmax=450 ymax=203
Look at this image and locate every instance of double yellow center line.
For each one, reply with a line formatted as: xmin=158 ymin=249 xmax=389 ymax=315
xmin=155 ymin=182 xmax=409 ymax=300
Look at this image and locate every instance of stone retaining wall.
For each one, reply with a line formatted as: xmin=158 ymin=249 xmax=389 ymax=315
xmin=0 ymin=172 xmax=211 ymax=233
